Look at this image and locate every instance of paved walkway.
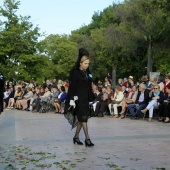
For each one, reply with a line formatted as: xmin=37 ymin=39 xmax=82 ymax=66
xmin=0 ymin=110 xmax=170 ymax=170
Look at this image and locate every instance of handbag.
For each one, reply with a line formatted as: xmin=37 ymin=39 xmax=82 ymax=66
xmin=64 ymin=106 xmax=78 ymax=129
xmin=111 ymin=100 xmax=121 ymax=104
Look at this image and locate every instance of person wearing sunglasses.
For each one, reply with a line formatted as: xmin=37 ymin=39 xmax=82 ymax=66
xmin=141 ymin=85 xmax=164 ymax=122
xmin=158 ymin=85 xmax=170 ymax=123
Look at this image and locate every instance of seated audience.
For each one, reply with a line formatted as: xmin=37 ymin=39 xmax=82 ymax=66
xmin=141 ymin=85 xmax=164 ymax=122
xmin=109 ymin=85 xmax=124 ymax=118
xmin=32 ymin=87 xmax=51 ymax=112
xmin=94 ymin=86 xmax=109 ymax=116
xmin=158 ymin=85 xmax=170 ymax=123
xmin=27 ymin=87 xmax=41 ymax=111
xmin=20 ymin=87 xmax=33 ymax=110
xmin=163 ymin=74 xmax=170 ymax=94
xmin=50 ymin=85 xmax=60 ymax=109
xmin=120 ymin=85 xmax=137 ymax=119
xmin=7 ymin=87 xmax=22 ymax=109
xmin=4 ymin=87 xmax=14 ymax=108
xmin=157 ymin=76 xmax=164 ymax=92
xmin=54 ymin=86 xmax=67 ymax=113
xmin=15 ymin=87 xmax=27 ymax=110
xmin=117 ymin=78 xmax=123 ymax=87
xmin=92 ymin=86 xmax=102 ymax=113
xmin=127 ymin=83 xmax=149 ymax=119
xmin=3 ymin=88 xmax=11 ymax=108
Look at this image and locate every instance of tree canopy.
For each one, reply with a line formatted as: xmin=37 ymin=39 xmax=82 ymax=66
xmin=1 ymin=0 xmax=170 ymax=83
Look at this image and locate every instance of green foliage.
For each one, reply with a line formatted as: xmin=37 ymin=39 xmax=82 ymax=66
xmin=1 ymin=0 xmax=170 ymax=82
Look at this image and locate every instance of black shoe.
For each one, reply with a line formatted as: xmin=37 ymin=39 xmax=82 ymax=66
xmin=73 ymin=138 xmax=83 ymax=145
xmin=85 ymin=139 xmax=94 ymax=147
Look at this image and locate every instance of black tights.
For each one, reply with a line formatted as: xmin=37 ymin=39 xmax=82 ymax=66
xmin=74 ymin=121 xmax=90 ymax=140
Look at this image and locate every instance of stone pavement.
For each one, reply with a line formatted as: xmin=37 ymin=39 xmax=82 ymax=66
xmin=0 ymin=110 xmax=170 ymax=170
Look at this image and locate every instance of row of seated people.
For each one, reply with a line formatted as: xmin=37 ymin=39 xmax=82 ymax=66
xmin=3 ymin=85 xmax=67 ymax=113
xmin=92 ymin=82 xmax=170 ymax=123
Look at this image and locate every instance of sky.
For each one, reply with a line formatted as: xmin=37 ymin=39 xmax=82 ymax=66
xmin=0 ymin=0 xmax=123 ymax=36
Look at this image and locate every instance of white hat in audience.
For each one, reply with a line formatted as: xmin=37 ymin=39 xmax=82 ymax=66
xmin=128 ymin=76 xmax=133 ymax=80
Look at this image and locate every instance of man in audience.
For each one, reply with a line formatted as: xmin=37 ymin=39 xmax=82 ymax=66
xmin=127 ymin=84 xmax=149 ymax=119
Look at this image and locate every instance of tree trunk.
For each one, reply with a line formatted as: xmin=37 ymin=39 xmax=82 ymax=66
xmin=112 ymin=65 xmax=117 ymax=90
xmin=147 ymin=36 xmax=153 ymax=77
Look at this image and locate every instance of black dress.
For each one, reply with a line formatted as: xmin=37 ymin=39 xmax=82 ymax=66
xmin=65 ymin=69 xmax=94 ymax=122
xmin=0 ymin=72 xmax=4 ymax=113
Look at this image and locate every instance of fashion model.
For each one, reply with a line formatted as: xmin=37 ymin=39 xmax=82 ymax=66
xmin=64 ymin=48 xmax=95 ymax=147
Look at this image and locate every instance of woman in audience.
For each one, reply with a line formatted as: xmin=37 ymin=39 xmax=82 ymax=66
xmin=104 ymin=77 xmax=111 ymax=87
xmin=120 ymin=85 xmax=137 ymax=119
xmin=27 ymin=87 xmax=41 ymax=111
xmin=117 ymin=78 xmax=123 ymax=86
xmin=32 ymin=87 xmax=51 ymax=112
xmin=94 ymin=86 xmax=109 ymax=116
xmin=141 ymin=85 xmax=164 ymax=122
xmin=109 ymin=85 xmax=124 ymax=118
xmin=163 ymin=75 xmax=170 ymax=94
xmin=158 ymin=85 xmax=170 ymax=123
xmin=15 ymin=87 xmax=27 ymax=110
xmin=7 ymin=87 xmax=21 ymax=109
xmin=20 ymin=87 xmax=33 ymax=110
xmin=54 ymin=86 xmax=67 ymax=113
xmin=157 ymin=76 xmax=164 ymax=92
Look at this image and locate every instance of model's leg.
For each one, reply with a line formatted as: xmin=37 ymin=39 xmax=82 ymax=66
xmin=73 ymin=122 xmax=83 ymax=145
xmin=82 ymin=121 xmax=94 ymax=146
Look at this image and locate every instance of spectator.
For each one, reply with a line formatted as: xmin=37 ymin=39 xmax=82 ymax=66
xmin=7 ymin=87 xmax=22 ymax=109
xmin=57 ymin=79 xmax=63 ymax=89
xmin=94 ymin=86 xmax=108 ymax=116
xmin=157 ymin=76 xmax=164 ymax=92
xmin=3 ymin=88 xmax=11 ymax=108
xmin=28 ymin=80 xmax=34 ymax=88
xmin=97 ymin=79 xmax=103 ymax=91
xmin=146 ymin=77 xmax=155 ymax=91
xmin=20 ymin=87 xmax=33 ymax=110
xmin=128 ymin=83 xmax=149 ymax=119
xmin=27 ymin=87 xmax=41 ymax=111
xmin=141 ymin=85 xmax=164 ymax=122
xmin=120 ymin=85 xmax=137 ymax=119
xmin=117 ymin=78 xmax=123 ymax=86
xmin=54 ymin=86 xmax=67 ymax=113
xmin=50 ymin=85 xmax=60 ymax=108
xmin=107 ymin=85 xmax=114 ymax=106
xmin=163 ymin=74 xmax=170 ymax=94
xmin=107 ymin=73 xmax=112 ymax=83
xmin=32 ymin=87 xmax=51 ymax=112
xmin=128 ymin=76 xmax=134 ymax=87
xmin=158 ymin=85 xmax=170 ymax=123
xmin=92 ymin=86 xmax=102 ymax=114
xmin=122 ymin=78 xmax=128 ymax=87
xmin=109 ymin=85 xmax=124 ymax=118
xmin=104 ymin=77 xmax=111 ymax=87
xmin=121 ymin=85 xmax=128 ymax=97
xmin=15 ymin=87 xmax=27 ymax=110
xmin=4 ymin=87 xmax=14 ymax=107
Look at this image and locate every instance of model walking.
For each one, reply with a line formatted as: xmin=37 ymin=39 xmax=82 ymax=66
xmin=64 ymin=48 xmax=95 ymax=147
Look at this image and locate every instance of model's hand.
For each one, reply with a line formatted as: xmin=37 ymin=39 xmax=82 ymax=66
xmin=70 ymin=100 xmax=76 ymax=108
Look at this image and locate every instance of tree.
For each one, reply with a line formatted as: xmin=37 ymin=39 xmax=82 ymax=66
xmin=39 ymin=34 xmax=78 ymax=79
xmin=0 ymin=0 xmax=43 ymax=81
